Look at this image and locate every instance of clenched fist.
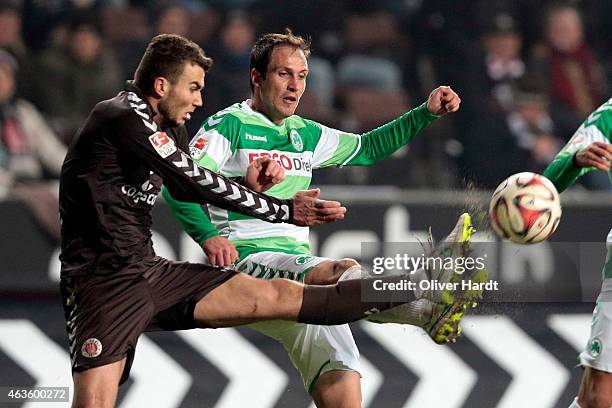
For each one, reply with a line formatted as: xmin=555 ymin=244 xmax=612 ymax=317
xmin=426 ymin=86 xmax=461 ymax=116
xmin=245 ymin=157 xmax=285 ymax=192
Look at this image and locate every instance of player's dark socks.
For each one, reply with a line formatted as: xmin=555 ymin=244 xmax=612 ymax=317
xmin=297 ymin=275 xmax=416 ymax=325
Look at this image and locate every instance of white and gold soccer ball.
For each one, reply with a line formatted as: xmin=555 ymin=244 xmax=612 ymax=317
xmin=489 ymin=172 xmax=562 ymax=244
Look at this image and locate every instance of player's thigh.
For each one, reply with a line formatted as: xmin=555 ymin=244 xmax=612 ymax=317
xmin=236 ymin=251 xmax=331 ymax=282
xmin=72 ymin=358 xmax=126 ymax=408
xmin=194 ymin=273 xmax=304 ymax=327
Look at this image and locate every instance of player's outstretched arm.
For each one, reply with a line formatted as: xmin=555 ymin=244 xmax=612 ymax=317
xmin=119 ymin=111 xmax=346 ymax=226
xmin=313 ymin=86 xmax=461 ymax=169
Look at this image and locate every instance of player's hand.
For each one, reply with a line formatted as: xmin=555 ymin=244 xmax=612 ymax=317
xmin=426 ymin=86 xmax=461 ymax=116
xmin=246 ymin=157 xmax=285 ymax=192
xmin=291 ymin=189 xmax=347 ymax=226
xmin=575 ymin=142 xmax=612 ymax=171
xmin=202 ymin=236 xmax=238 ymax=266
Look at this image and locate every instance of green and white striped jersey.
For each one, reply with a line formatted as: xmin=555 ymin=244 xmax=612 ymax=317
xmin=165 ymin=99 xmax=438 ymax=257
xmin=544 ymin=97 xmax=612 ymax=281
xmin=545 ymin=97 xmax=612 ymax=192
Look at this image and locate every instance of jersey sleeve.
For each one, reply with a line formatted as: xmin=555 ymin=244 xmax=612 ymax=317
xmin=544 ymin=105 xmax=612 ymax=193
xmin=165 ymin=113 xmax=239 ymax=244
xmin=188 ymin=111 xmax=237 ymax=171
xmin=311 ymin=102 xmax=438 ymax=168
xmin=114 ymin=108 xmax=292 ymax=224
xmin=161 ymin=185 xmax=219 ymax=245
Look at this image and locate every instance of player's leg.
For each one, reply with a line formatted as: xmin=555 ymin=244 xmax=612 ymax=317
xmin=238 ymin=253 xmax=362 ymax=407
xmin=573 ymin=237 xmax=612 ymax=408
xmin=250 ymin=318 xmax=362 ymax=408
xmin=321 ymin=213 xmax=483 ymax=344
xmin=61 ymin=274 xmax=156 ymax=408
xmin=194 ymin=273 xmax=303 ymax=326
xmin=193 ymin=268 xmax=450 ymax=327
xmin=577 ymin=367 xmax=612 ymax=408
xmin=194 ymin=217 xmax=489 ymax=327
xmin=72 ymin=359 xmax=125 ymax=408
xmin=573 ymin=288 xmax=612 ymax=408
xmin=312 ymin=371 xmax=362 ymax=408
xmin=363 ymin=213 xmax=486 ymax=343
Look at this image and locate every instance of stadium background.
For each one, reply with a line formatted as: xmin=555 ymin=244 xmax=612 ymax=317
xmin=1 ymin=0 xmax=612 ymax=406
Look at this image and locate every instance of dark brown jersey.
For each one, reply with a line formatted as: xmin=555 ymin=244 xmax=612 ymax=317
xmin=59 ymin=82 xmax=292 ymax=277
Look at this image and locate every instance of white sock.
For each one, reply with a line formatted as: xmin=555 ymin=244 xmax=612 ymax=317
xmin=338 ymin=265 xmax=367 ymax=281
xmin=339 ymin=265 xmax=434 ymax=326
xmin=366 ymin=299 xmax=434 ymax=326
xmin=410 ymin=267 xmax=430 ymax=299
xmin=568 ymin=397 xmax=582 ymax=408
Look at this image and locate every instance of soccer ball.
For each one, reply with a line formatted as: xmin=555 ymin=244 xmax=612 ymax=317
xmin=489 ymin=172 xmax=561 ymax=244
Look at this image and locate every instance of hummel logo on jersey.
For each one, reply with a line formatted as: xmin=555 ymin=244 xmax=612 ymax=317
xmin=127 ymin=92 xmax=141 ymax=103
xmin=245 ymin=133 xmax=268 ymax=142
xmin=128 ymin=92 xmax=157 ymax=132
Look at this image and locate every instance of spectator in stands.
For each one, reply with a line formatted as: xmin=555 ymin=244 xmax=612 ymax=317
xmin=100 ymin=3 xmax=150 ymax=80
xmin=0 ymin=49 xmax=66 ymax=240
xmin=294 ymin=56 xmax=336 ymax=125
xmin=463 ymin=14 xmax=526 ymax=114
xmin=188 ymin=10 xmax=255 ymax=133
xmin=459 ymin=77 xmax=562 ymax=189
xmin=36 ymin=12 xmax=122 ymax=143
xmin=0 ymin=1 xmax=26 ymax=63
xmin=530 ymin=4 xmax=608 ymax=139
xmin=0 ymin=0 xmax=38 ymax=99
xmin=155 ymin=3 xmax=190 ymax=37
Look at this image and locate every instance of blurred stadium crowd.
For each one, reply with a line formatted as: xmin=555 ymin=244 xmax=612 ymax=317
xmin=1 ymin=0 xmax=611 ymax=237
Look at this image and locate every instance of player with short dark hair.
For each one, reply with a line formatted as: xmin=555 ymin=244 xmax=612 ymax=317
xmin=248 ymin=30 xmax=311 ymax=92
xmin=59 ymin=34 xmax=468 ymax=408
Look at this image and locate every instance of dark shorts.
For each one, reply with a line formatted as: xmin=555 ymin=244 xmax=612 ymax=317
xmin=60 ymin=256 xmax=237 ymax=384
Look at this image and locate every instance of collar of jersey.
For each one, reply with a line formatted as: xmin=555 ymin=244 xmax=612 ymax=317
xmin=125 ymin=80 xmax=157 ymax=119
xmin=242 ymin=99 xmax=293 ymax=129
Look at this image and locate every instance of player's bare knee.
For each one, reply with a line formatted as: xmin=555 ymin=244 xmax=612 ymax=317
xmin=312 ymin=370 xmax=362 ymax=408
xmin=580 ymin=369 xmax=612 ymax=408
xmin=332 ymin=258 xmax=359 ymax=281
xmin=582 ymin=393 xmax=612 ymax=408
xmin=73 ymin=390 xmax=115 ymax=408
